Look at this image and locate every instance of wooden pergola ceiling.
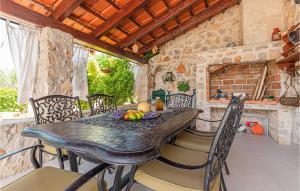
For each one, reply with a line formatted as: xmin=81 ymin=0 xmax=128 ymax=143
xmin=0 ymin=0 xmax=240 ymax=64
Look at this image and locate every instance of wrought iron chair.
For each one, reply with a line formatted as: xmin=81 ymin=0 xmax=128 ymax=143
xmin=166 ymin=93 xmax=194 ymax=108
xmin=29 ymin=95 xmax=83 ymax=169
xmin=174 ymin=98 xmax=238 ymax=175
xmin=126 ymin=97 xmax=245 ymax=191
xmin=166 ymin=92 xmax=219 ymax=129
xmin=86 ymin=93 xmax=117 ymax=174
xmin=87 ymin=93 xmax=117 ymax=115
xmin=0 ymin=145 xmax=109 ymax=191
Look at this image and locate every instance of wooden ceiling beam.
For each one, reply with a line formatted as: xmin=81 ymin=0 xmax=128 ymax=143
xmin=204 ymin=0 xmax=209 ymax=8
xmin=118 ymin=0 xmax=197 ymax=48
xmin=189 ymin=7 xmax=194 ymax=16
xmin=93 ymin=0 xmax=147 ymax=37
xmin=138 ymin=0 xmax=239 ymax=54
xmin=129 ymin=16 xmax=142 ymax=27
xmin=162 ymin=0 xmax=171 ymax=8
xmin=68 ymin=14 xmax=94 ymax=31
xmin=0 ymin=0 xmax=148 ymax=64
xmin=174 ymin=16 xmax=180 ymax=25
xmin=50 ymin=0 xmax=84 ymax=21
xmin=106 ymin=0 xmax=121 ymax=10
xmin=116 ymin=26 xmax=130 ymax=35
xmin=144 ymin=5 xmax=156 ymax=18
xmin=80 ymin=3 xmax=108 ymax=21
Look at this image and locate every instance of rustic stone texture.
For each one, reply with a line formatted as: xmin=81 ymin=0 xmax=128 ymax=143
xmin=0 ymin=119 xmax=54 ymax=179
xmin=35 ymin=27 xmax=74 ymax=98
xmin=241 ymin=0 xmax=284 ymax=45
xmin=283 ymin=0 xmax=300 ymax=30
xmin=149 ymin=6 xmax=241 ymax=95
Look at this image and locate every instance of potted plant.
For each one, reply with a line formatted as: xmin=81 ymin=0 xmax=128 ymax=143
xmin=177 ymin=81 xmax=190 ymax=92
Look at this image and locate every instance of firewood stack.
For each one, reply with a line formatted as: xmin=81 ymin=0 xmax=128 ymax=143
xmin=252 ymin=64 xmax=268 ymax=101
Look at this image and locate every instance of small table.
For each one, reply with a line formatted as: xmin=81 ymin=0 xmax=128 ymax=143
xmin=22 ymin=108 xmax=202 ymax=190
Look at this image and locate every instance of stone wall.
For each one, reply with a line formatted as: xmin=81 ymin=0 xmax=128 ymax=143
xmin=148 ymin=5 xmax=241 ymax=94
xmin=0 ymin=119 xmax=54 ymax=179
xmin=283 ymin=0 xmax=300 ymax=30
xmin=35 ymin=27 xmax=74 ymax=98
xmin=241 ymin=0 xmax=285 ymax=45
xmin=291 ymin=60 xmax=300 ymax=144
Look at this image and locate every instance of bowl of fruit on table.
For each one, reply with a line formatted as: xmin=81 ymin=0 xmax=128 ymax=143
xmin=112 ymin=110 xmax=158 ymax=121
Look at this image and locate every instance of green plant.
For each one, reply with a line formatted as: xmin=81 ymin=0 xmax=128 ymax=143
xmin=87 ymin=55 xmax=135 ymax=105
xmin=80 ymin=100 xmax=90 ymax=110
xmin=143 ymin=50 xmax=159 ymax=60
xmin=0 ymin=88 xmax=27 ymax=112
xmin=177 ymin=81 xmax=190 ymax=92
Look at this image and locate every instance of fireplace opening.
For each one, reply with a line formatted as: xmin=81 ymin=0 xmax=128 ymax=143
xmin=208 ymin=61 xmax=281 ymax=102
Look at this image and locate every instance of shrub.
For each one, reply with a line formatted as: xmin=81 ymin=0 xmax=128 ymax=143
xmin=0 ymin=88 xmax=27 ymax=112
xmin=87 ymin=55 xmax=135 ymax=105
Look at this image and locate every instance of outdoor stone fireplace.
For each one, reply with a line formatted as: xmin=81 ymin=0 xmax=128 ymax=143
xmin=196 ymin=41 xmax=299 ymax=145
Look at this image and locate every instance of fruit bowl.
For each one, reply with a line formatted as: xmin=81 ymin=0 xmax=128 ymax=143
xmin=112 ymin=110 xmax=158 ymax=121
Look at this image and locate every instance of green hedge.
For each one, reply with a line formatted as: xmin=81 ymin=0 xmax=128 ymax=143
xmin=87 ymin=55 xmax=135 ymax=105
xmin=0 ymin=88 xmax=27 ymax=112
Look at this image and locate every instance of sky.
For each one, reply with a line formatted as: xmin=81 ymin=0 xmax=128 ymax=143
xmin=0 ymin=19 xmax=15 ymax=72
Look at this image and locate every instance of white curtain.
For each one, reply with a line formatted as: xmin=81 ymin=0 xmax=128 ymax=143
xmin=72 ymin=44 xmax=89 ymax=100
xmin=6 ymin=21 xmax=39 ymax=104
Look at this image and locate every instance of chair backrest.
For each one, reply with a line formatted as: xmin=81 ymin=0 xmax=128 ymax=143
xmin=152 ymin=89 xmax=168 ymax=102
xmin=87 ymin=93 xmax=117 ymax=115
xmin=30 ymin=95 xmax=82 ymax=125
xmin=166 ymin=93 xmax=193 ymax=108
xmin=204 ymin=97 xmax=245 ymax=191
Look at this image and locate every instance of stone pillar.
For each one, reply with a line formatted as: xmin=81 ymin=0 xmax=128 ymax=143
xmin=35 ymin=27 xmax=74 ymax=98
xmin=196 ymin=57 xmax=212 ymax=131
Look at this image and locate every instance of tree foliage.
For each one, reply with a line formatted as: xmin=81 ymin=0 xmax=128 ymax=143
xmin=87 ymin=55 xmax=135 ymax=105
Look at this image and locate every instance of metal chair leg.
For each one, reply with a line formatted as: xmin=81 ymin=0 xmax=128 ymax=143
xmin=56 ymin=148 xmax=64 ymax=169
xmin=224 ymin=161 xmax=230 ymax=175
xmin=97 ymin=167 xmax=107 ymax=191
xmin=126 ymin=165 xmax=137 ymax=191
xmin=77 ymin=157 xmax=82 ymax=165
xmin=221 ymin=171 xmax=227 ymax=191
xmin=67 ymin=151 xmax=78 ymax=172
xmin=38 ymin=140 xmax=43 ymax=166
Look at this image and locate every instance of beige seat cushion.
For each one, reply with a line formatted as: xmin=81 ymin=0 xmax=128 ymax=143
xmin=175 ymin=131 xmax=214 ymax=152
xmin=43 ymin=144 xmax=68 ymax=155
xmin=1 ymin=167 xmax=101 ymax=191
xmin=135 ymin=144 xmax=220 ymax=191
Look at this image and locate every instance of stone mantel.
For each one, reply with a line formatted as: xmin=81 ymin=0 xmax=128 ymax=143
xmin=207 ymin=101 xmax=279 ymax=111
xmin=197 ymin=41 xmax=283 ymax=66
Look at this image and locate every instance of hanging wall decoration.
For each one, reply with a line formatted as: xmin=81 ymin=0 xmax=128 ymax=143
xmin=177 ymin=62 xmax=186 ymax=73
xmin=132 ymin=43 xmax=139 ymax=53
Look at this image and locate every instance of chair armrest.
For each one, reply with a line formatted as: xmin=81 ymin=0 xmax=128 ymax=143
xmin=65 ymin=163 xmax=111 ymax=191
xmin=197 ymin=118 xmax=221 ymax=123
xmin=0 ymin=144 xmax=43 ymax=160
xmin=156 ymin=156 xmax=207 ymax=170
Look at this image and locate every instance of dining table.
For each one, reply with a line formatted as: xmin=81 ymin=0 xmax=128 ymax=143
xmin=21 ymin=108 xmax=202 ymax=191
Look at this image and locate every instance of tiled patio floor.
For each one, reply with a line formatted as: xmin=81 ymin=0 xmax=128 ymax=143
xmin=1 ymin=133 xmax=299 ymax=191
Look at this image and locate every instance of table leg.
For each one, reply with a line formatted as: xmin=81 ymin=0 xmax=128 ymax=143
xmin=97 ymin=167 xmax=107 ymax=191
xmin=67 ymin=151 xmax=78 ymax=172
xmin=108 ymin=166 xmax=130 ymax=191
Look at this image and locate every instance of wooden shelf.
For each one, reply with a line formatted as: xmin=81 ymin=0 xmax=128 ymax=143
xmin=276 ymin=52 xmax=299 ymax=64
xmin=208 ymin=99 xmax=279 ymax=111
